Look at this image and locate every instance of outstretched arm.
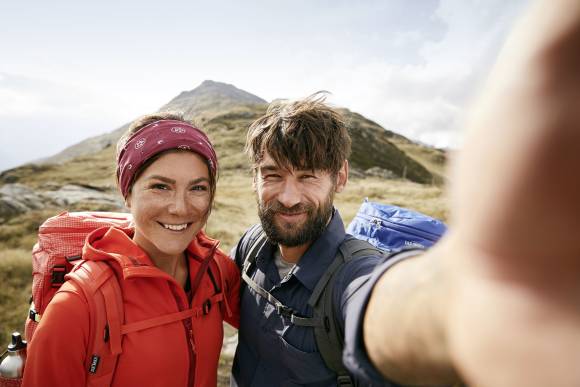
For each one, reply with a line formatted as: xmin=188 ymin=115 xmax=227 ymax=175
xmin=363 ymin=0 xmax=580 ymax=385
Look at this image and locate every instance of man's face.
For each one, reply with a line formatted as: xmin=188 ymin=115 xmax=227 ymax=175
xmin=254 ymin=152 xmax=347 ymax=247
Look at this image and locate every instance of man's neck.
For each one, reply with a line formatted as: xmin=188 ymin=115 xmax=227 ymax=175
xmin=278 ymin=243 xmax=311 ymax=264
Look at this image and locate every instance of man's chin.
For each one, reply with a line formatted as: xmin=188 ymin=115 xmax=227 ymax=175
xmin=269 ymin=224 xmax=307 ymax=245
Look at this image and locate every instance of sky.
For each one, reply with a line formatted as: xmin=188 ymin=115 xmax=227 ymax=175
xmin=0 ymin=0 xmax=530 ymax=172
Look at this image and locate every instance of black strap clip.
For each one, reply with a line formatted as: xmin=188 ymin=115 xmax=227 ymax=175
xmin=276 ymin=304 xmax=295 ymax=318
xmin=51 ymin=265 xmax=67 ymax=287
xmin=337 ymin=375 xmax=354 ymax=387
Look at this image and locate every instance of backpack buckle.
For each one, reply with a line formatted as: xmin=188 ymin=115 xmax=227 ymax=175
xmin=29 ymin=306 xmax=41 ymax=323
xmin=51 ymin=265 xmax=67 ymax=287
xmin=337 ymin=375 xmax=353 ymax=386
xmin=276 ymin=304 xmax=294 ymax=318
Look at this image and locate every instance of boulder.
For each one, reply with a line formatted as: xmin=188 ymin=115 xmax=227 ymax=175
xmin=0 ymin=183 xmax=125 ymax=219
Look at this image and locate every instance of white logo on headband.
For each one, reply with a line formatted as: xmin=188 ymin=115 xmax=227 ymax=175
xmin=171 ymin=126 xmax=186 ymax=134
xmin=135 ymin=138 xmax=146 ymax=149
xmin=157 ymin=139 xmax=164 ymax=145
xmin=178 ymin=145 xmax=191 ymax=150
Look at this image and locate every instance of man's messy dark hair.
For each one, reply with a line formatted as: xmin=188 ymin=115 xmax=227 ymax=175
xmin=245 ymin=92 xmax=351 ymax=176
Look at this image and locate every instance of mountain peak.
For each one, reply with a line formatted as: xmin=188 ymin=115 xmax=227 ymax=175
xmin=199 ymin=79 xmax=225 ymax=87
xmin=168 ymin=80 xmax=267 ymax=107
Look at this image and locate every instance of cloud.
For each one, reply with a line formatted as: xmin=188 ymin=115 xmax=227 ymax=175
xmin=0 ymin=1 xmax=531 ymax=172
xmin=300 ymin=0 xmax=530 ymax=149
xmin=0 ymin=73 xmax=140 ymax=171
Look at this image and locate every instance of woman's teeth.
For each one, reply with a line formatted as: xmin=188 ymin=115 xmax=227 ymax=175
xmin=162 ymin=223 xmax=188 ymax=231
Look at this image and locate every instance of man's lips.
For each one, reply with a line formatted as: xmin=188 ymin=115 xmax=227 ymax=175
xmin=275 ymin=212 xmax=306 ymax=222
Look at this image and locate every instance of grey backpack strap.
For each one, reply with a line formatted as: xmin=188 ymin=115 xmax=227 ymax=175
xmin=241 ymin=230 xmax=268 ymax=274
xmin=240 ymin=229 xmax=323 ymax=327
xmin=308 ymin=237 xmax=383 ymax=387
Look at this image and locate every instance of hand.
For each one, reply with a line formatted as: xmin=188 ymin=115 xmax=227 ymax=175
xmin=445 ymin=1 xmax=580 ymax=385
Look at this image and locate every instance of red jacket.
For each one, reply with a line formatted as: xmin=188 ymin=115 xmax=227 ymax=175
xmin=23 ymin=226 xmax=240 ymax=387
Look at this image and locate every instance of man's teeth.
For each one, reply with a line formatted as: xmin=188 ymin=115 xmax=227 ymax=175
xmin=162 ymin=223 xmax=188 ymax=231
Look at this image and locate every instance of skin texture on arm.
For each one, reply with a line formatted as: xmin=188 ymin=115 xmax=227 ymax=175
xmin=364 ymin=0 xmax=580 ymax=385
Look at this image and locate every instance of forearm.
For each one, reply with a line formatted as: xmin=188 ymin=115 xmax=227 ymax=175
xmin=363 ymin=242 xmax=459 ymax=385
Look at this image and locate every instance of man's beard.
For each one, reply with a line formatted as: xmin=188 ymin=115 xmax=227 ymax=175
xmin=258 ymin=194 xmax=334 ymax=247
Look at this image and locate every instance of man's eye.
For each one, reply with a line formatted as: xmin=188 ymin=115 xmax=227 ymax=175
xmin=301 ymin=175 xmax=316 ymax=180
xmin=191 ymin=185 xmax=208 ymax=192
xmin=263 ymin=174 xmax=281 ymax=180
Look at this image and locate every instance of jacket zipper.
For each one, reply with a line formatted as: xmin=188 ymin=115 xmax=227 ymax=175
xmin=172 ymin=241 xmax=219 ymax=387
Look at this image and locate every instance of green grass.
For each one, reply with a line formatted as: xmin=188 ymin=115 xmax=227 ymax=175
xmin=0 ymin=249 xmax=31 ymax=349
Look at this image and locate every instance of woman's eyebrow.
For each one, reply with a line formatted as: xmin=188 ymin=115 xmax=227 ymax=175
xmin=146 ymin=175 xmax=209 ymax=185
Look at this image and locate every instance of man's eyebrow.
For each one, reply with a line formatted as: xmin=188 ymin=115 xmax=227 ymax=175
xmin=259 ymin=165 xmax=280 ymax=172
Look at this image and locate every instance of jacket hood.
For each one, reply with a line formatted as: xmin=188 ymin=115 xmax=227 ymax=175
xmin=82 ymin=226 xmax=220 ymax=280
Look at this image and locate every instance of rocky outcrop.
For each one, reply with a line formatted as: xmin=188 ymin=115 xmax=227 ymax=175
xmin=0 ymin=184 xmax=47 ymax=218
xmin=0 ymin=183 xmax=125 ymax=219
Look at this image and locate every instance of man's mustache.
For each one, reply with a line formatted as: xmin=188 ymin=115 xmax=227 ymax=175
xmin=262 ymin=201 xmax=313 ymax=215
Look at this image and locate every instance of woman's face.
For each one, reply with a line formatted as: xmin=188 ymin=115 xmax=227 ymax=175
xmin=126 ymin=151 xmax=211 ymax=262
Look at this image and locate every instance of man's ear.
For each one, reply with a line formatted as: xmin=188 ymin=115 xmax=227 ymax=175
xmin=252 ymin=170 xmax=258 ymax=191
xmin=335 ymin=160 xmax=349 ymax=193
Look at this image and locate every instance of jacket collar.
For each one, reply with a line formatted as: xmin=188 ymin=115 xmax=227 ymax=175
xmin=83 ymin=226 xmax=219 ymax=280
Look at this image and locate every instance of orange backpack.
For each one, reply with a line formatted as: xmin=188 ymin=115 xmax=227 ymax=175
xmin=5 ymin=211 xmax=221 ymax=387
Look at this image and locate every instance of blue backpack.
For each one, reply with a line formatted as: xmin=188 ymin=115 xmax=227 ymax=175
xmin=241 ymin=200 xmax=446 ymax=386
xmin=346 ymin=199 xmax=447 ymax=252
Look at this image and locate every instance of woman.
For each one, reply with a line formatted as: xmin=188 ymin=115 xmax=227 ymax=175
xmin=22 ymin=112 xmax=240 ymax=386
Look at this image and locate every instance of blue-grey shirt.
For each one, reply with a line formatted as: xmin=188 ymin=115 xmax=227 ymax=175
xmin=230 ymin=209 xmax=400 ymax=387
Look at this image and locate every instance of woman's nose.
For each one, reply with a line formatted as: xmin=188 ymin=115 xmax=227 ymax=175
xmin=168 ymin=192 xmax=189 ymax=215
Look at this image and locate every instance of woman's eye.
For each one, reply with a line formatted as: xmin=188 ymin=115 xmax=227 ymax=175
xmin=191 ymin=185 xmax=208 ymax=192
xmin=151 ymin=183 xmax=169 ymax=190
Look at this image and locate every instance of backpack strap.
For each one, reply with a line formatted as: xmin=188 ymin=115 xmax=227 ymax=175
xmin=240 ymin=231 xmax=381 ymax=386
xmin=241 ymin=229 xmax=268 ymax=274
xmin=67 ymin=259 xmax=218 ymax=386
xmin=241 ymin=231 xmax=324 ymax=327
xmin=66 ymin=260 xmax=124 ymax=386
xmin=308 ymin=237 xmax=383 ymax=387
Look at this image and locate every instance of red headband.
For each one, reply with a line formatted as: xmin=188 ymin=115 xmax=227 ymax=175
xmin=116 ymin=119 xmax=218 ymax=198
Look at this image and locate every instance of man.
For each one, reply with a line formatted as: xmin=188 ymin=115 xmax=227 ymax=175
xmin=343 ymin=0 xmax=580 ymax=386
xmin=230 ymin=95 xmax=386 ymax=386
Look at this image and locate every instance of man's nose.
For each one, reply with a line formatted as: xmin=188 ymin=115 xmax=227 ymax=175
xmin=277 ymin=179 xmax=302 ymax=209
